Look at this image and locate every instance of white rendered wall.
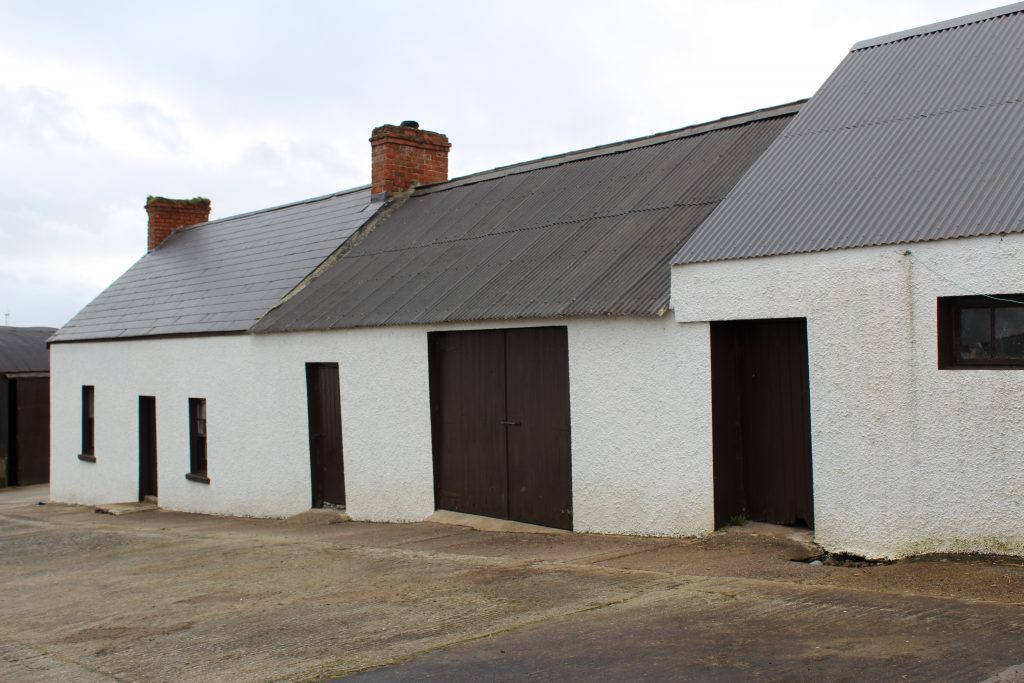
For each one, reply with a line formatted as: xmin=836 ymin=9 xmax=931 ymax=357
xmin=566 ymin=317 xmax=712 ymax=536
xmin=51 ymin=317 xmax=712 ymax=536
xmin=50 ymin=328 xmax=436 ymax=521
xmin=672 ymin=233 xmax=1024 ymax=559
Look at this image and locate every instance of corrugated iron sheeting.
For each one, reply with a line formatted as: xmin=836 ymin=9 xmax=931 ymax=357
xmin=52 ymin=188 xmax=382 ymax=342
xmin=674 ymin=8 xmax=1024 ymax=265
xmin=256 ymin=110 xmax=796 ymax=332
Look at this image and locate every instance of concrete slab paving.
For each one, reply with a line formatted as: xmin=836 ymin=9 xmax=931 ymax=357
xmin=1 ymin=486 xmax=1022 ymax=682
xmin=347 ymin=579 xmax=1024 ymax=682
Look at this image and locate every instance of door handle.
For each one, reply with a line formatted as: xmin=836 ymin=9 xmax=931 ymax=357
xmin=500 ymin=420 xmax=521 ymax=426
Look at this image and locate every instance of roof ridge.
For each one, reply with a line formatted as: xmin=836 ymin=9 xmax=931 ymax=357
xmin=173 ymin=184 xmax=373 ymax=235
xmin=852 ymin=2 xmax=1024 ymax=51
xmin=414 ymin=100 xmax=806 ymax=196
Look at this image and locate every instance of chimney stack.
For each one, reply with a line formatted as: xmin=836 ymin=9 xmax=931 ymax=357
xmin=370 ymin=121 xmax=450 ymax=196
xmin=145 ymin=196 xmax=211 ymax=251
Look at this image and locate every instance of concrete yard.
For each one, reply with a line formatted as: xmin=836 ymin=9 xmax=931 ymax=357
xmin=1 ymin=485 xmax=1023 ymax=682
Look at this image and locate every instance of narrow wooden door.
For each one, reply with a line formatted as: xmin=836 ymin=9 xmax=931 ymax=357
xmin=711 ymin=319 xmax=814 ymax=528
xmin=505 ymin=327 xmax=573 ymax=530
xmin=429 ymin=331 xmax=508 ymax=519
xmin=138 ymin=396 xmax=157 ymax=501
xmin=306 ymin=363 xmax=345 ymax=507
xmin=13 ymin=378 xmax=50 ymax=486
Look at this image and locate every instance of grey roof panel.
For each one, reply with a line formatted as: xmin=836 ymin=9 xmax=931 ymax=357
xmin=52 ymin=187 xmax=381 ymax=342
xmin=256 ymin=103 xmax=800 ymax=332
xmin=674 ymin=5 xmax=1024 ymax=265
xmin=0 ymin=327 xmax=55 ymax=373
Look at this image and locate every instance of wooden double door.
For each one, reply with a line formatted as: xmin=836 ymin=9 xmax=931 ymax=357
xmin=429 ymin=327 xmax=572 ymax=530
xmin=710 ymin=318 xmax=814 ymax=528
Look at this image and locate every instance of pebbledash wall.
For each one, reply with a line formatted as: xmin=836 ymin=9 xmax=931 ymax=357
xmin=672 ymin=232 xmax=1024 ymax=559
xmin=50 ymin=315 xmax=714 ymax=536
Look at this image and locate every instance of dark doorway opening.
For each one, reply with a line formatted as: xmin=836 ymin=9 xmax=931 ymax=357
xmin=429 ymin=326 xmax=572 ymax=530
xmin=710 ymin=318 xmax=814 ymax=529
xmin=2 ymin=377 xmax=50 ymax=487
xmin=306 ymin=363 xmax=345 ymax=508
xmin=138 ymin=396 xmax=158 ymax=501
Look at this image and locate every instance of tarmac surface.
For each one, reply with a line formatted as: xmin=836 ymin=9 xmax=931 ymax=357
xmin=1 ymin=485 xmax=1022 ymax=682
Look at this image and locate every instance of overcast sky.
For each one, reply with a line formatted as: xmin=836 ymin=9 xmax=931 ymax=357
xmin=0 ymin=0 xmax=1000 ymax=328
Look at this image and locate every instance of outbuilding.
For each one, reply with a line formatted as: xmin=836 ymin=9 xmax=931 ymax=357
xmin=50 ymin=104 xmax=800 ymax=534
xmin=1 ymin=326 xmax=55 ymax=487
xmin=671 ymin=2 xmax=1024 ymax=558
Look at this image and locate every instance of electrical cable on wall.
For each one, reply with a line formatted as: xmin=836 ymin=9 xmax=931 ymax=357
xmin=903 ymin=249 xmax=1024 ymax=306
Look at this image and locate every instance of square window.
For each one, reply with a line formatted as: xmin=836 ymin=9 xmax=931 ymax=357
xmin=938 ymin=295 xmax=1024 ymax=368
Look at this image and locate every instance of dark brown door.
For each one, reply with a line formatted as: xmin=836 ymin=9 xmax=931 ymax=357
xmin=12 ymin=378 xmax=49 ymax=486
xmin=1 ymin=377 xmax=9 ymax=487
xmin=710 ymin=319 xmax=814 ymax=528
xmin=429 ymin=327 xmax=572 ymax=530
xmin=429 ymin=330 xmax=508 ymax=519
xmin=138 ymin=396 xmax=157 ymax=501
xmin=505 ymin=327 xmax=573 ymax=530
xmin=306 ymin=363 xmax=345 ymax=507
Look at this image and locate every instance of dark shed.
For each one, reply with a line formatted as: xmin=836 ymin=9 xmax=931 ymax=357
xmin=0 ymin=326 xmax=55 ymax=487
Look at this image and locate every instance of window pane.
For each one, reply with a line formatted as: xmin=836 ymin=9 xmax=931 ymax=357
xmin=959 ymin=308 xmax=991 ymax=359
xmin=995 ymin=306 xmax=1024 ymax=359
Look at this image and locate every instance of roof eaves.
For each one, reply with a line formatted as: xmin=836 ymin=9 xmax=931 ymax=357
xmin=414 ymin=100 xmax=807 ymax=196
xmin=852 ymin=2 xmax=1024 ymax=50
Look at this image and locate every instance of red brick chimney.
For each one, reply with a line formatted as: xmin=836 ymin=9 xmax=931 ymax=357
xmin=370 ymin=121 xmax=450 ymax=196
xmin=145 ymin=196 xmax=211 ymax=251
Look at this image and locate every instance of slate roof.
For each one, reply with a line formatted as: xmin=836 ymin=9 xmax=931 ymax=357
xmin=0 ymin=327 xmax=55 ymax=374
xmin=673 ymin=3 xmax=1024 ymax=265
xmin=52 ymin=187 xmax=382 ymax=342
xmin=255 ymin=102 xmax=801 ymax=332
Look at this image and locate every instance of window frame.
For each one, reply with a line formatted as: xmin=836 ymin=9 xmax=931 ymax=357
xmin=185 ymin=397 xmax=209 ymax=483
xmin=937 ymin=295 xmax=1024 ymax=369
xmin=78 ymin=385 xmax=96 ymax=462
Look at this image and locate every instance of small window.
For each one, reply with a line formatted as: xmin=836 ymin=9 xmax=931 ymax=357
xmin=938 ymin=295 xmax=1024 ymax=368
xmin=186 ymin=398 xmax=209 ymax=483
xmin=79 ymin=386 xmax=96 ymax=462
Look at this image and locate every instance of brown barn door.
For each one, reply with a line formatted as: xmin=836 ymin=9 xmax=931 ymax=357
xmin=505 ymin=327 xmax=572 ymax=530
xmin=711 ymin=319 xmax=813 ymax=528
xmin=429 ymin=330 xmax=509 ymax=520
xmin=429 ymin=327 xmax=572 ymax=529
xmin=12 ymin=378 xmax=50 ymax=486
xmin=138 ymin=396 xmax=157 ymax=501
xmin=306 ymin=363 xmax=345 ymax=508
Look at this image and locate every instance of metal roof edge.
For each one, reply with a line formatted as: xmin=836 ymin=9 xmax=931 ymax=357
xmin=852 ymin=2 xmax=1024 ymax=50
xmin=48 ymin=329 xmax=251 ymax=346
xmin=4 ymin=371 xmax=49 ymax=379
xmin=252 ymin=310 xmax=667 ymax=335
xmin=414 ymin=100 xmax=807 ymax=196
xmin=673 ymin=227 xmax=1024 ymax=267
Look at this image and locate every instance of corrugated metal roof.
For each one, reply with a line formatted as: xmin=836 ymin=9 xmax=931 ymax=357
xmin=255 ymin=103 xmax=800 ymax=333
xmin=673 ymin=4 xmax=1024 ymax=266
xmin=0 ymin=327 xmax=55 ymax=373
xmin=52 ymin=187 xmax=382 ymax=342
